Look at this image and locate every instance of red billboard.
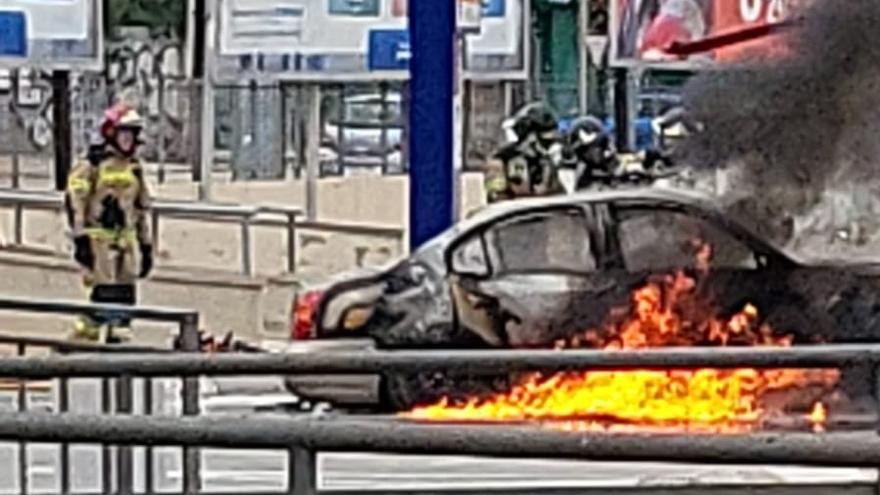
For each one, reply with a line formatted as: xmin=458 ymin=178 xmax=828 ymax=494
xmin=611 ymin=0 xmax=809 ymax=67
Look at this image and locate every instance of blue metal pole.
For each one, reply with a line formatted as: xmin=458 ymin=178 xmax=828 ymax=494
xmin=408 ymin=0 xmax=456 ymax=250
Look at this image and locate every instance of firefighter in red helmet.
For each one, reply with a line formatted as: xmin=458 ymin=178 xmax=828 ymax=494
xmin=65 ymin=101 xmax=154 ymax=343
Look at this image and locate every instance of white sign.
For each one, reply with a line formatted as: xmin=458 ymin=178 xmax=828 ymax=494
xmin=1 ymin=0 xmax=89 ymax=40
xmin=216 ymin=0 xmax=526 ymax=79
xmin=0 ymin=0 xmax=100 ymax=69
xmin=466 ymin=0 xmax=521 ymax=56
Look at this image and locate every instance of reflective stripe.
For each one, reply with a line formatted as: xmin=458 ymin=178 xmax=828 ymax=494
xmin=486 ymin=176 xmax=506 ymax=191
xmin=97 ymin=168 xmax=136 ymax=187
xmin=84 ymin=228 xmax=138 ymax=244
xmin=67 ymin=177 xmax=91 ymax=193
xmin=73 ymin=319 xmax=101 ymax=341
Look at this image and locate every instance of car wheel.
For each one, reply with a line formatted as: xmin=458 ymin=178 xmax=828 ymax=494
xmin=379 ymin=370 xmax=511 ymax=413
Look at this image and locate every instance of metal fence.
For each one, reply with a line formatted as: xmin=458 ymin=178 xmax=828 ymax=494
xmin=0 ymin=189 xmax=405 ymax=276
xmin=0 ymin=296 xmax=199 ymax=495
xmin=0 ymin=296 xmax=879 ymax=494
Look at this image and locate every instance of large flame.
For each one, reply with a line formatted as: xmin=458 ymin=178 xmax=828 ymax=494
xmin=406 ymin=244 xmax=840 ymax=433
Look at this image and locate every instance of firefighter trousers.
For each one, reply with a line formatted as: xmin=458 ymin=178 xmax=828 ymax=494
xmin=73 ymin=231 xmax=140 ymax=342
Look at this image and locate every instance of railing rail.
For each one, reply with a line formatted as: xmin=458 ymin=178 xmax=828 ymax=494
xmin=0 ymin=340 xmax=879 ymax=494
xmin=0 ymin=296 xmax=201 ymax=495
xmin=0 ymin=344 xmax=874 ymax=377
xmin=1 ymin=296 xmax=879 ymax=494
xmin=0 ymin=189 xmax=405 ymax=276
xmin=1 ymin=412 xmax=879 ymax=467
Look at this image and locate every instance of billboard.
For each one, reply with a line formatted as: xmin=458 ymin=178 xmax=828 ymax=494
xmin=0 ymin=0 xmax=102 ymax=69
xmin=611 ymin=0 xmax=806 ymax=68
xmin=216 ymin=0 xmax=526 ymax=80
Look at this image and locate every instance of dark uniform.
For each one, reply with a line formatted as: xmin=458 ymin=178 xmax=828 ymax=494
xmin=486 ymin=103 xmax=564 ymax=203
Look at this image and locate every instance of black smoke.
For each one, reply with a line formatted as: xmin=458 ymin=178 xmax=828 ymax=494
xmin=678 ymin=0 xmax=880 ymax=244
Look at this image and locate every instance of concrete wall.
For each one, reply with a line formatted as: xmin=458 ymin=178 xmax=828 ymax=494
xmin=0 ymin=250 xmax=290 ymax=345
xmin=0 ymin=163 xmax=488 ymax=344
xmin=0 ymin=172 xmax=487 ymax=279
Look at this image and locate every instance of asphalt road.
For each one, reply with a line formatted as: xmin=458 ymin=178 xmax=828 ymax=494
xmin=0 ymin=379 xmax=877 ymax=494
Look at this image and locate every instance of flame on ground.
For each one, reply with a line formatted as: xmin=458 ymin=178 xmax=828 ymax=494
xmin=405 ymin=253 xmax=840 ymax=433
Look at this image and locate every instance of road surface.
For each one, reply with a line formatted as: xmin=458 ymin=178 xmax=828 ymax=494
xmin=0 ymin=379 xmax=876 ymax=493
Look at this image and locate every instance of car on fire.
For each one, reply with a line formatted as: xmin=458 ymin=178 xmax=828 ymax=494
xmin=286 ymin=188 xmax=880 ymax=410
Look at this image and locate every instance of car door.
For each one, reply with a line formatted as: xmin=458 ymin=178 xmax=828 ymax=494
xmin=447 ymin=205 xmax=621 ymax=348
xmin=596 ymin=202 xmax=837 ymax=343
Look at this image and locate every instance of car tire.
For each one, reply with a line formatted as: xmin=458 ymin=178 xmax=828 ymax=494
xmin=379 ymin=370 xmax=511 ymax=413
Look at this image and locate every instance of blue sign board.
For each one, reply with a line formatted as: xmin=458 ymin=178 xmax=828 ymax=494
xmin=0 ymin=11 xmax=27 ymax=57
xmin=368 ymin=29 xmax=410 ymax=71
xmin=482 ymin=0 xmax=506 ymax=17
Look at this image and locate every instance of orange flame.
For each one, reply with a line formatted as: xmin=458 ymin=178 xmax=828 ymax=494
xmin=406 ymin=244 xmax=840 ymax=433
xmin=809 ymin=402 xmax=828 ymax=433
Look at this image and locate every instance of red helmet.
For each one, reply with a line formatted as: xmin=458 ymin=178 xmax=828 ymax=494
xmin=99 ymin=103 xmax=143 ymax=141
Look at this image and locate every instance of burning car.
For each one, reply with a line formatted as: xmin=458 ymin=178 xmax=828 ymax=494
xmin=287 ymin=188 xmax=880 ymax=422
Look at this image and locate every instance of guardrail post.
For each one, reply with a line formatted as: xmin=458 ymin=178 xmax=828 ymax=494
xmin=290 ymin=447 xmax=317 ymax=495
xmin=151 ymin=210 xmax=160 ymax=252
xmin=875 ymin=365 xmax=880 ymax=494
xmin=17 ymin=343 xmax=27 ymax=495
xmin=241 ymin=217 xmax=253 ymax=276
xmin=179 ymin=313 xmax=201 ymax=495
xmin=286 ymin=212 xmax=297 ymax=273
xmin=144 ymin=377 xmax=154 ymax=495
xmin=101 ymin=378 xmax=112 ymax=495
xmin=12 ymin=154 xmax=22 ymax=245
xmin=57 ymin=366 xmax=71 ymax=495
xmin=116 ymin=374 xmax=135 ymax=495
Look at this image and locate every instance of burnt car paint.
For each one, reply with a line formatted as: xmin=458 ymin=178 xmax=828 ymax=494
xmin=301 ymin=188 xmax=880 ymax=408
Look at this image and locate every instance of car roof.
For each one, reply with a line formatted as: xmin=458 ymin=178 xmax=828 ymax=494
xmin=419 ymin=187 xmax=788 ymax=259
xmin=464 ymin=187 xmax=721 ymax=227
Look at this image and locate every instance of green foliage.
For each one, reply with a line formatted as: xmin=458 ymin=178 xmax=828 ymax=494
xmin=105 ymin=0 xmax=187 ymax=39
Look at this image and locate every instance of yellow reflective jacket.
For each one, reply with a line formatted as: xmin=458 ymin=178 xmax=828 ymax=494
xmin=65 ymin=155 xmax=152 ymax=247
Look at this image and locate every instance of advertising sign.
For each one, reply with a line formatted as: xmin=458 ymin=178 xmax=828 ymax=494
xmin=216 ymin=0 xmax=526 ymax=80
xmin=610 ymin=0 xmax=807 ymax=68
xmin=367 ymin=29 xmax=410 ymax=71
xmin=0 ymin=0 xmax=101 ymax=69
xmin=0 ymin=12 xmax=27 ymax=57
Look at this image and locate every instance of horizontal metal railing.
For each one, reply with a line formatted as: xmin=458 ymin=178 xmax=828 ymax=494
xmin=0 ymin=296 xmax=201 ymax=495
xmin=0 ymin=343 xmax=876 ymax=377
xmin=0 ymin=189 xmax=405 ymax=276
xmin=1 ymin=413 xmax=878 ymax=467
xmin=0 ymin=339 xmax=880 ymax=494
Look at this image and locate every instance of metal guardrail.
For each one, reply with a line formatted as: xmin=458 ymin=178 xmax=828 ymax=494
xmin=0 ymin=189 xmax=406 ymax=276
xmin=0 ymin=333 xmax=880 ymax=494
xmin=0 ymin=344 xmax=876 ymax=377
xmin=0 ymin=296 xmax=201 ymax=495
xmin=1 ymin=413 xmax=878 ymax=467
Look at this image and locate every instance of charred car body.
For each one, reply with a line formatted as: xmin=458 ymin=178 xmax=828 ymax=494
xmin=288 ymin=188 xmax=880 ymax=410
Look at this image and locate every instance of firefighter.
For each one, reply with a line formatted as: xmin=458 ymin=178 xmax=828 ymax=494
xmin=487 ymin=103 xmax=564 ymax=202
xmin=561 ymin=116 xmax=616 ymax=190
xmin=66 ymin=102 xmax=154 ymax=343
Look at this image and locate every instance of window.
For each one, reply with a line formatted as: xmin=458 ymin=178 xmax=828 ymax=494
xmin=487 ymin=209 xmax=596 ymax=274
xmin=451 ymin=234 xmax=489 ymax=276
xmin=616 ymin=208 xmax=757 ymax=271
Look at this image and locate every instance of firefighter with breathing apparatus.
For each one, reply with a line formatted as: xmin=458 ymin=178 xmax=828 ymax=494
xmin=65 ymin=101 xmax=154 ymax=343
xmin=486 ymin=102 xmax=564 ymax=202
xmin=560 ymin=115 xmax=617 ymax=190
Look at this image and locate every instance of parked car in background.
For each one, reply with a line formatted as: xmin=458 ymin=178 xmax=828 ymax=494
xmin=322 ymin=92 xmax=404 ymax=175
xmin=560 ymin=86 xmax=683 ymax=151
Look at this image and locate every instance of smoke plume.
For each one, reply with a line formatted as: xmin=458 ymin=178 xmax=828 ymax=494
xmin=679 ymin=0 xmax=880 ymax=245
